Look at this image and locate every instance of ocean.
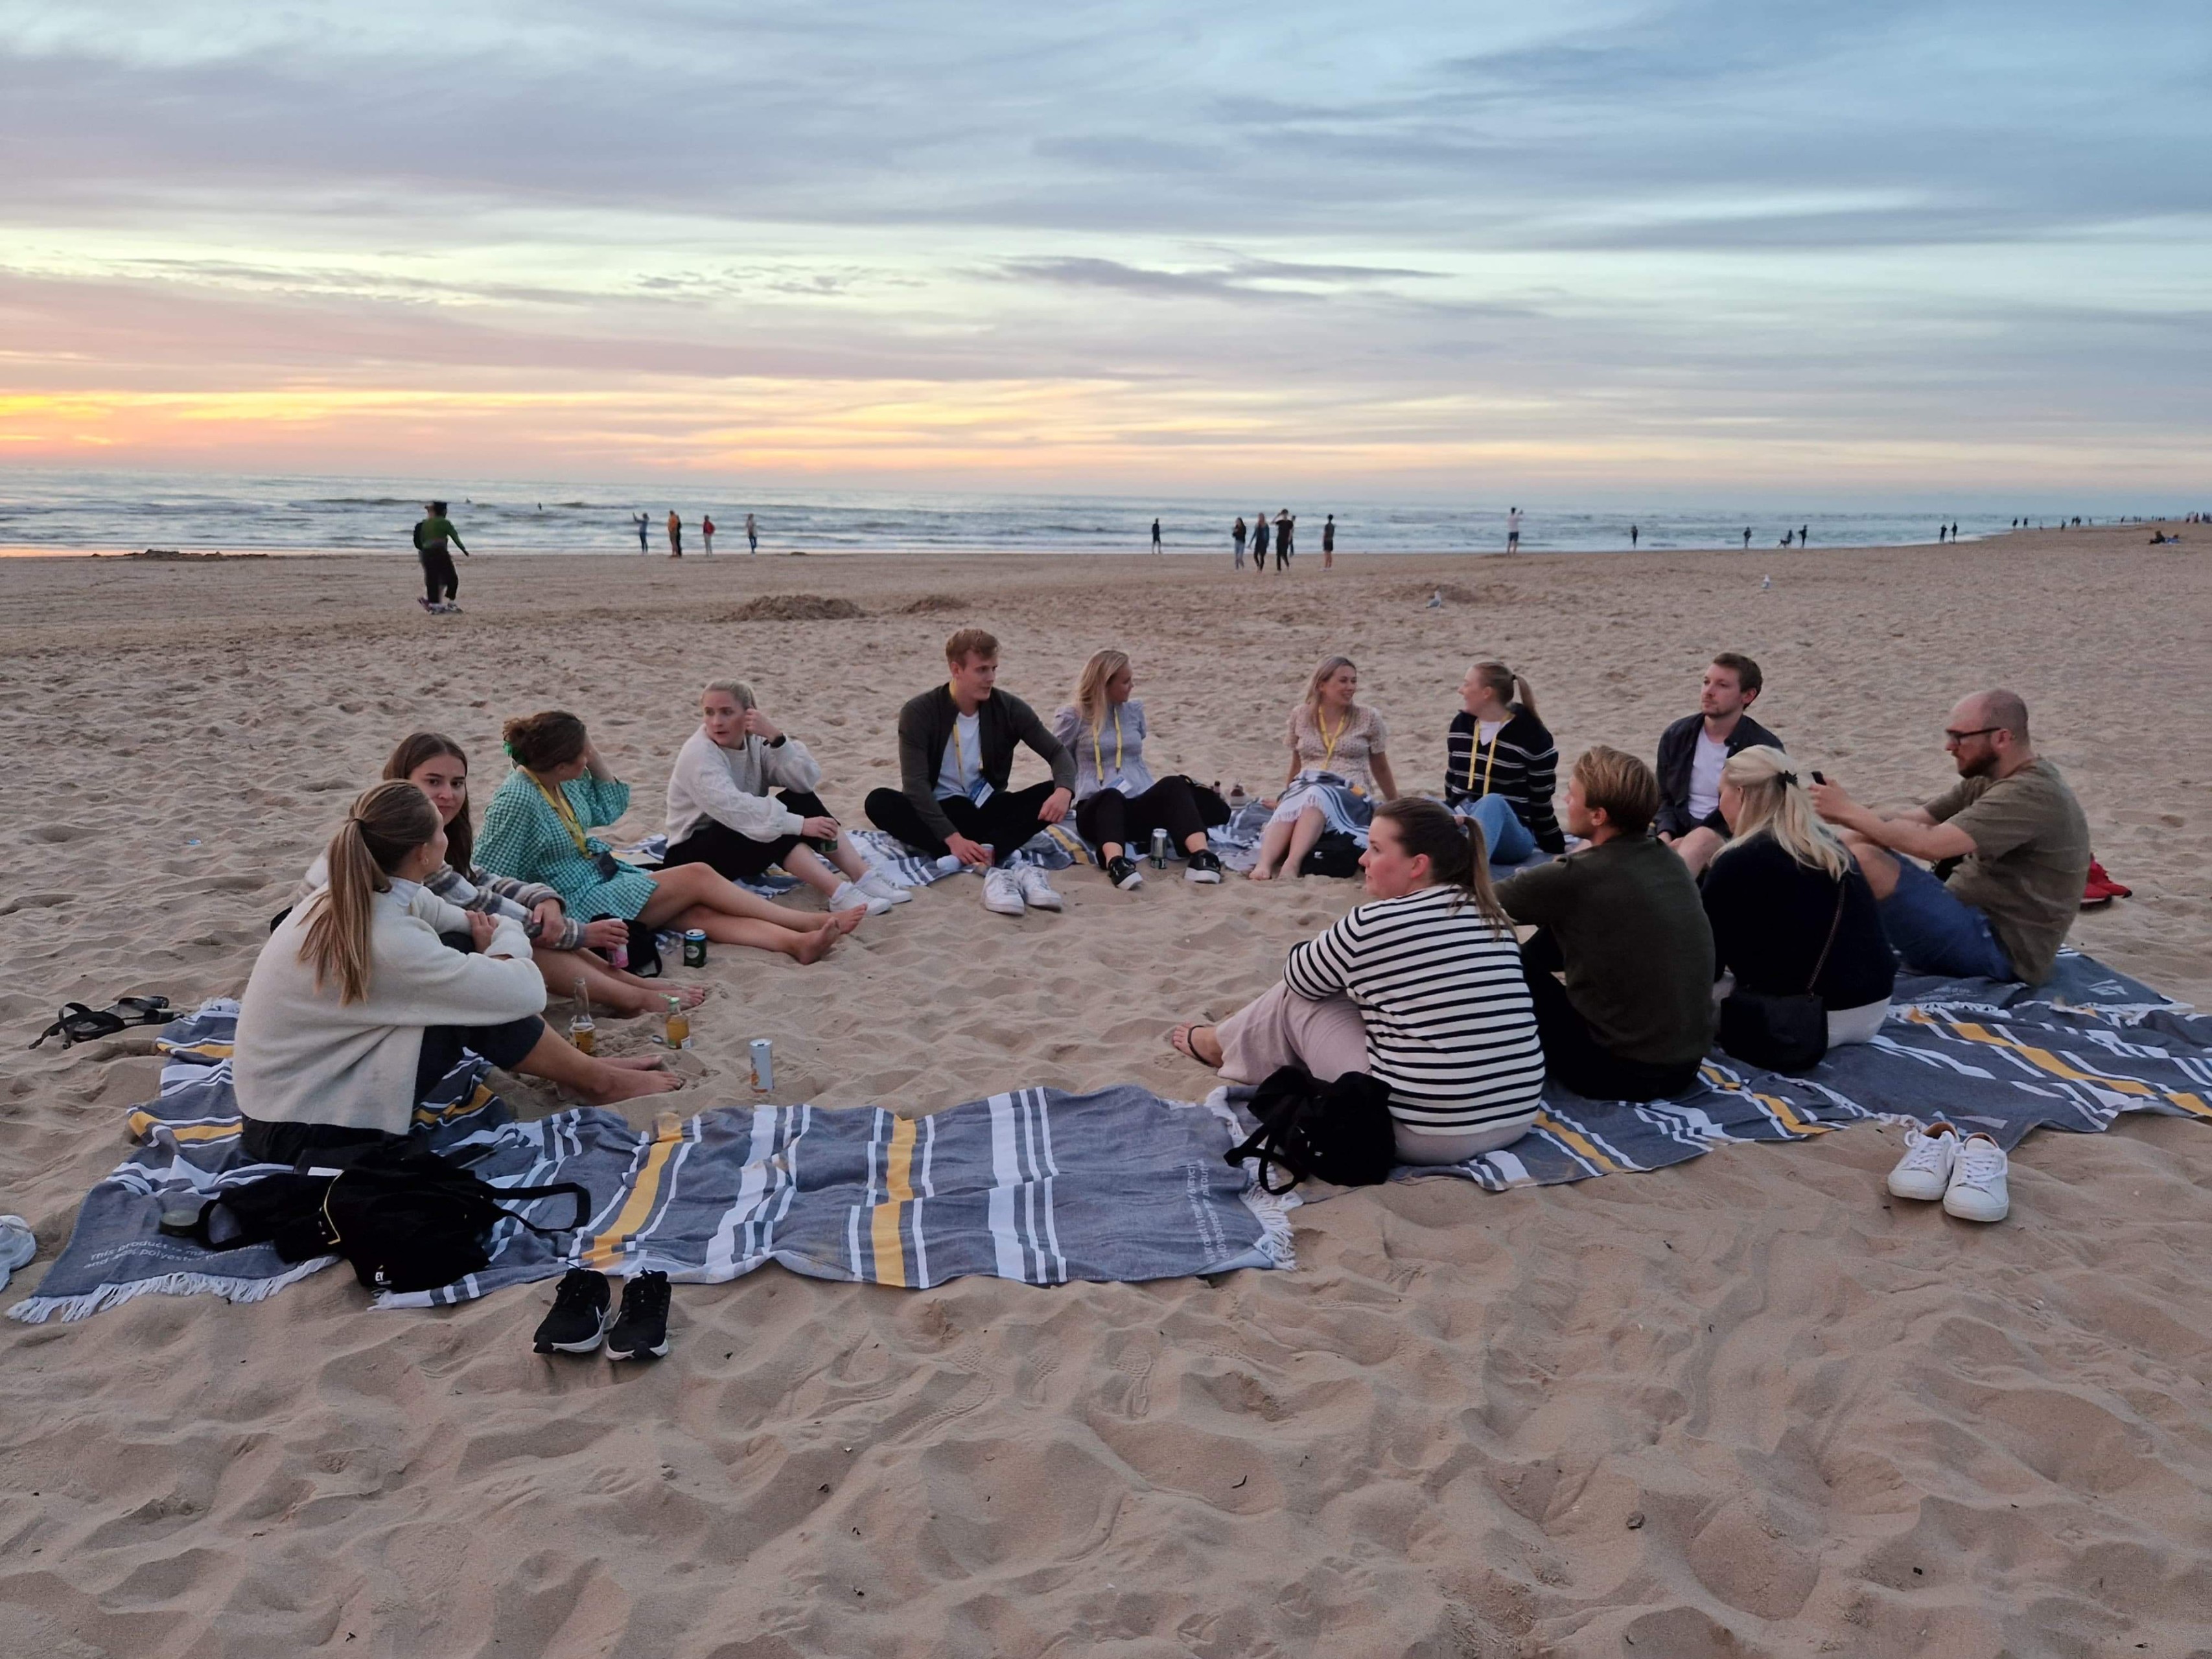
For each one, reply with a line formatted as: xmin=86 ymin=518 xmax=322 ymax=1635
xmin=0 ymin=469 xmax=2095 ymax=557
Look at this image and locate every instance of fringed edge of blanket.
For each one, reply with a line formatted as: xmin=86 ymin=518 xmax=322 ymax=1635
xmin=1200 ymin=1085 xmax=1299 ymax=1272
xmin=5 ymin=1255 xmax=337 ymax=1325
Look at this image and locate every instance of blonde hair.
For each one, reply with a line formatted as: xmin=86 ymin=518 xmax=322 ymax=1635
xmin=1469 ymin=660 xmax=1539 ymax=721
xmin=299 ymin=781 xmax=442 ymax=1006
xmin=1715 ymin=745 xmax=1850 ymax=879
xmin=1303 ymin=655 xmax=1358 ymax=716
xmin=1072 ymin=649 xmax=1130 ymax=730
xmin=1570 ymin=746 xmax=1659 ymax=837
xmin=702 ymin=679 xmax=757 ymax=711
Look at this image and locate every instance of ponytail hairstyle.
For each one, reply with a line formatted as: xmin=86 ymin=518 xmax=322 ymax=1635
xmin=1714 ymin=745 xmax=1850 ymax=879
xmin=299 ymin=781 xmax=443 ymax=1005
xmin=1371 ymin=796 xmax=1509 ymax=931
xmin=381 ymin=731 xmax=473 ymax=870
xmin=502 ymin=710 xmax=588 ymax=774
xmin=1073 ymin=648 xmax=1131 ymax=731
xmin=1469 ymin=660 xmax=1539 ymax=722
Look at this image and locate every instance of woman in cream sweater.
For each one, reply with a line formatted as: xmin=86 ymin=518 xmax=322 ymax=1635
xmin=236 ymin=782 xmax=678 ymax=1165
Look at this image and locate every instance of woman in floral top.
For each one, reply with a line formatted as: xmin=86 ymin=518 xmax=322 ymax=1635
xmin=476 ymin=710 xmax=863 ymax=964
xmin=1249 ymin=656 xmax=1399 ymax=881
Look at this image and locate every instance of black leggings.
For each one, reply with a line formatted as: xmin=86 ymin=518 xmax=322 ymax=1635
xmin=418 ymin=546 xmax=459 ymax=603
xmin=664 ymin=789 xmax=832 ymax=881
xmin=1520 ymin=931 xmax=1701 ymax=1102
xmin=864 ymin=781 xmax=1058 ymax=866
xmin=239 ymin=1010 xmax=544 ymax=1164
xmin=1075 ymin=777 xmax=1207 ymax=857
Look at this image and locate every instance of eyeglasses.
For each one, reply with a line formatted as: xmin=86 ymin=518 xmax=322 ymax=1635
xmin=1943 ymin=726 xmax=2001 ymax=745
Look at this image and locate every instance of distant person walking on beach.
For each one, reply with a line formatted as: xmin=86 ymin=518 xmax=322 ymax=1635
xmin=1251 ymin=512 xmax=1270 ymax=575
xmin=702 ymin=514 xmax=716 ymax=554
xmin=1799 ymin=524 xmax=1809 ymax=548
xmin=1630 ymin=524 xmax=1638 ymax=548
xmin=1322 ymin=514 xmax=1336 ymax=568
xmin=1506 ymin=507 xmax=1522 ymax=552
xmin=1152 ymin=518 xmax=1163 ymax=554
xmin=666 ymin=512 xmax=683 ymax=557
xmin=1233 ymin=516 xmax=1248 ymax=569
xmin=745 ymin=512 xmax=758 ymax=553
xmin=411 ymin=501 xmax=468 ymax=614
xmin=1742 ymin=527 xmax=1752 ymax=549
xmin=634 ymin=513 xmax=650 ymax=553
xmin=1275 ymin=509 xmax=1294 ymax=570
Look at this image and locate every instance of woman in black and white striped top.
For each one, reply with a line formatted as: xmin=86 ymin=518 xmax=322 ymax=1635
xmin=1172 ymin=797 xmax=1545 ymax=1163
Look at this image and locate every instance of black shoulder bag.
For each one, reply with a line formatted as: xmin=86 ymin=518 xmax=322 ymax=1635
xmin=1223 ymin=1064 xmax=1397 ymax=1192
xmin=1716 ymin=881 xmax=1846 ymax=1073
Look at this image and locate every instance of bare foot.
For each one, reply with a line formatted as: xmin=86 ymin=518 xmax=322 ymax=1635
xmin=788 ymin=925 xmax=840 ymax=965
xmin=577 ymin=1063 xmax=682 ymax=1106
xmin=1248 ymin=866 xmax=1278 ymax=883
xmin=666 ymin=982 xmax=710 ymax=1008
xmin=826 ymin=905 xmax=867 ymax=936
xmin=603 ymin=1055 xmax=669 ymax=1072
xmin=1170 ymin=1023 xmax=1224 ymax=1068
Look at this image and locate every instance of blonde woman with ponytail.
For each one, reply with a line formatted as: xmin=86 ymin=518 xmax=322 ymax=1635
xmin=1443 ymin=660 xmax=1563 ymax=864
xmin=236 ymin=783 xmax=679 ymax=1166
xmin=1050 ymin=649 xmax=1226 ymax=889
xmin=1703 ymin=746 xmax=1896 ymax=1049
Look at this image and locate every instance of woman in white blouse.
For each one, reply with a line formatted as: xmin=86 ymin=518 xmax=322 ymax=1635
xmin=664 ymin=680 xmax=911 ymax=916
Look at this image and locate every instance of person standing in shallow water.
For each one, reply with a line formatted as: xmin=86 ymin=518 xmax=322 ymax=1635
xmin=634 ymin=513 xmax=649 ymax=553
xmin=1151 ymin=517 xmax=1163 ymax=553
xmin=745 ymin=512 xmax=758 ymax=554
xmin=702 ymin=514 xmax=716 ymax=554
xmin=667 ymin=511 xmax=683 ymax=557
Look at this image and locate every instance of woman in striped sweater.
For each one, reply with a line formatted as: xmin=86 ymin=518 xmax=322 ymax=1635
xmin=1171 ymin=797 xmax=1545 ymax=1164
xmin=1442 ymin=660 xmax=1564 ymax=864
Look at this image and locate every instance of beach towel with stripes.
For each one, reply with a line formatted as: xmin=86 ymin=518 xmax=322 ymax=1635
xmin=1396 ymin=950 xmax=2212 ymax=1192
xmin=12 ymin=1007 xmax=1290 ymax=1323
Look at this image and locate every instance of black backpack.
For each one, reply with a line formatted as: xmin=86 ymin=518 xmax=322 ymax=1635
xmin=1297 ymin=830 xmax=1364 ymax=879
xmin=1224 ymin=1065 xmax=1397 ymax=1192
xmin=186 ymin=1143 xmax=591 ymax=1295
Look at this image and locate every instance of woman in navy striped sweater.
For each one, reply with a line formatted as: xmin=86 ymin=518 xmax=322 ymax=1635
xmin=1442 ymin=660 xmax=1564 ymax=864
xmin=1171 ymin=797 xmax=1545 ymax=1164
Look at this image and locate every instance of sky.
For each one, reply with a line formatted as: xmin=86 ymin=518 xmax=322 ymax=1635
xmin=1 ymin=0 xmax=2207 ymax=498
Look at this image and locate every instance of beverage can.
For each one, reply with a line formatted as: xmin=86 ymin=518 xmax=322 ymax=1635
xmin=682 ymin=928 xmax=708 ymax=968
xmin=605 ymin=934 xmax=628 ymax=971
xmin=568 ymin=1014 xmax=597 ymax=1056
xmin=1150 ymin=828 xmax=1170 ymax=868
xmin=749 ymin=1038 xmax=774 ymax=1093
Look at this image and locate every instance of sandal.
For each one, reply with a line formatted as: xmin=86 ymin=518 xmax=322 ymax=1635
xmin=29 ymin=995 xmax=174 ymax=1050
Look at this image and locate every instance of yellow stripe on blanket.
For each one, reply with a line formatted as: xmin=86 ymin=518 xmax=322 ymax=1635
xmin=126 ymin=1109 xmax=240 ymax=1143
xmin=157 ymin=1041 xmax=235 ymax=1061
xmin=584 ymin=1118 xmax=684 ymax=1271
xmin=868 ymin=1114 xmax=918 ymax=1287
xmin=1534 ymin=1109 xmax=1617 ymax=1173
xmin=1934 ymin=1016 xmax=2212 ymax=1118
xmin=411 ymin=1080 xmax=497 ymax=1126
xmin=1696 ymin=1064 xmax=1830 ymax=1137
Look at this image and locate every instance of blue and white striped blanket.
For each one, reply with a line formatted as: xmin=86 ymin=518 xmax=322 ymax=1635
xmin=1386 ymin=950 xmax=2211 ymax=1190
xmin=10 ymin=1004 xmax=1290 ymax=1323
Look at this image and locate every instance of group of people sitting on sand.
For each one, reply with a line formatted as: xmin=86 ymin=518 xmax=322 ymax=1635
xmin=234 ymin=623 xmax=2090 ymax=1236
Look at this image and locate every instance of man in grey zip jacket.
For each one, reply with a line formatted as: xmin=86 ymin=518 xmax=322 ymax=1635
xmin=865 ymin=627 xmax=1077 ymax=913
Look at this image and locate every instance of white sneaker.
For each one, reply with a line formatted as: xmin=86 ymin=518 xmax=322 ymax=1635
xmin=857 ymin=870 xmax=914 ymax=905
xmin=1944 ymin=1134 xmax=2010 ymax=1223
xmin=829 ymin=879 xmax=894 ymax=918
xmin=1885 ymin=1121 xmax=1959 ymax=1201
xmin=981 ymin=867 xmax=1027 ymax=916
xmin=1014 ymin=866 xmax=1064 ymax=911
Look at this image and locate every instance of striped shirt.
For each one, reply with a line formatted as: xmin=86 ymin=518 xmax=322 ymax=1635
xmin=1283 ymin=883 xmax=1546 ymax=1137
xmin=1442 ymin=705 xmax=1564 ymax=853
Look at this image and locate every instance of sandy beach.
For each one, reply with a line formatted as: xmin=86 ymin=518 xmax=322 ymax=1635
xmin=3 ymin=528 xmax=2208 ymax=1656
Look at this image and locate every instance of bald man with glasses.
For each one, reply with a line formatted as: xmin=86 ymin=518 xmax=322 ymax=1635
xmin=1808 ymin=691 xmax=2089 ymax=985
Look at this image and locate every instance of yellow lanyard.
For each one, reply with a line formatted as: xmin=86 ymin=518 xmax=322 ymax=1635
xmin=1091 ymin=708 xmax=1123 ymax=782
xmin=1318 ymin=710 xmax=1345 ymax=770
xmin=526 ymin=771 xmax=592 ymax=856
xmin=1465 ymin=725 xmax=1501 ymax=796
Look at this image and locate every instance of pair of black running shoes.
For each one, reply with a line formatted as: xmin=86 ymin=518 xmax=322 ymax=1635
xmin=533 ymin=1268 xmax=670 ymax=1361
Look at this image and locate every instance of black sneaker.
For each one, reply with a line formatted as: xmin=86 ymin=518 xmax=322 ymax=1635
xmin=1185 ymin=848 xmax=1224 ymax=885
xmin=533 ymin=1268 xmax=612 ymax=1354
xmin=606 ymin=1271 xmax=671 ymax=1361
xmin=1104 ymin=854 xmax=1145 ymax=890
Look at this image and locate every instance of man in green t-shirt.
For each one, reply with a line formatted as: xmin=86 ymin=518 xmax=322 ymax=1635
xmin=411 ymin=500 xmax=469 ymax=613
xmin=1810 ymin=690 xmax=2089 ymax=984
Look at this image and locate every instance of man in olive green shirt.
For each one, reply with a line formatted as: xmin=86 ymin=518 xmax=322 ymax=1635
xmin=1810 ymin=690 xmax=2089 ymax=984
xmin=411 ymin=500 xmax=468 ymax=613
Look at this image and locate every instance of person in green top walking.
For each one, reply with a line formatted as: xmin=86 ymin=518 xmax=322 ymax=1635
xmin=475 ymin=710 xmax=865 ymax=964
xmin=412 ymin=500 xmax=468 ymax=614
